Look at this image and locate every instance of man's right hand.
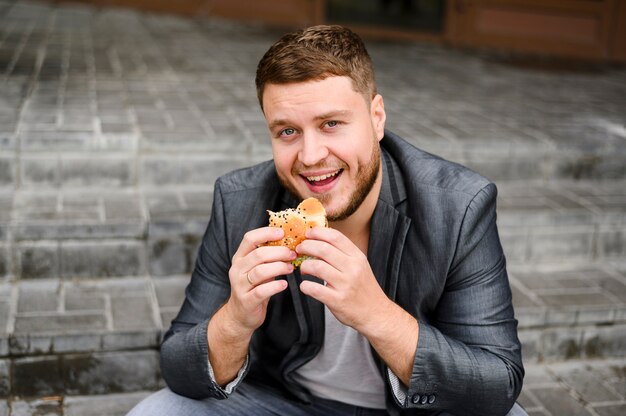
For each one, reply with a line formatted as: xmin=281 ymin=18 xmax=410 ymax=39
xmin=207 ymin=226 xmax=295 ymax=387
xmin=223 ymin=226 xmax=295 ymax=332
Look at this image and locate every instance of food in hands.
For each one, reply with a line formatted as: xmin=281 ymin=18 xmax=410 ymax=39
xmin=264 ymin=197 xmax=327 ymax=267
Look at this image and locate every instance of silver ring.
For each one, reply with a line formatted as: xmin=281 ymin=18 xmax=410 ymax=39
xmin=246 ymin=272 xmax=253 ymax=286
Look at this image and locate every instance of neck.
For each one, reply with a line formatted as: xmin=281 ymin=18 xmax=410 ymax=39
xmin=330 ymin=165 xmax=383 ymax=251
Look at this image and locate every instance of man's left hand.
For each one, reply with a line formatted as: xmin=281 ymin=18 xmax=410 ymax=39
xmin=297 ymin=227 xmax=392 ymax=333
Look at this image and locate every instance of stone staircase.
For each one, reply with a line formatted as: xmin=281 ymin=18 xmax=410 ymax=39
xmin=0 ymin=0 xmax=625 ymax=414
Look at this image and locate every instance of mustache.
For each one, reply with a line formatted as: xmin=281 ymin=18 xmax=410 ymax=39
xmin=292 ymin=162 xmax=348 ymax=175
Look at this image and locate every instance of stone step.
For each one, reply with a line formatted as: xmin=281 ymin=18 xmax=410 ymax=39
xmin=497 ymin=180 xmax=626 ymax=263
xmin=1 ymin=180 xmax=625 ymax=279
xmin=0 ymin=261 xmax=622 ymax=399
xmin=0 ymin=188 xmax=211 ymax=280
xmin=2 ymin=144 xmax=626 ymax=192
xmin=519 ymin=359 xmax=626 ymax=415
xmin=0 ymin=391 xmax=153 ymax=416
xmin=511 ymin=261 xmax=626 ymax=364
xmin=1 ymin=359 xmax=626 ymax=415
xmin=412 ymin=140 xmax=626 ymax=183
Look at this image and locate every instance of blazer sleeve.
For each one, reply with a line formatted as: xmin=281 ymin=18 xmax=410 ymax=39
xmin=159 ymin=179 xmax=247 ymax=399
xmin=399 ymin=183 xmax=524 ymax=415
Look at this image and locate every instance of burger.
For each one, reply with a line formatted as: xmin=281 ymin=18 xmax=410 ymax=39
xmin=264 ymin=197 xmax=327 ymax=267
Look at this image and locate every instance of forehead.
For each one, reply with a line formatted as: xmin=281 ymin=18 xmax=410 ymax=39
xmin=262 ymin=76 xmax=367 ymax=118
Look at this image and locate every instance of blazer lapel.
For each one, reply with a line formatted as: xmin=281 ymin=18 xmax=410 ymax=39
xmin=368 ymin=149 xmax=411 ymax=301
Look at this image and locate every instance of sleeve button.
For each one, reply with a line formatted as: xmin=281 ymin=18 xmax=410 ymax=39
xmin=428 ymin=394 xmax=436 ymax=404
xmin=411 ymin=394 xmax=421 ymax=404
xmin=420 ymin=395 xmax=428 ymax=404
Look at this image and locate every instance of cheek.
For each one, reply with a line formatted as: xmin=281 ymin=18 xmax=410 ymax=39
xmin=344 ymin=144 xmax=371 ymax=172
xmin=272 ymin=147 xmax=297 ymax=177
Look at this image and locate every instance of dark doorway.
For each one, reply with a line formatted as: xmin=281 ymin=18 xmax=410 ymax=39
xmin=327 ymin=0 xmax=446 ymax=32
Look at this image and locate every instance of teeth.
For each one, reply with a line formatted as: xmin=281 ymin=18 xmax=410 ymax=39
xmin=306 ymin=170 xmax=340 ymax=182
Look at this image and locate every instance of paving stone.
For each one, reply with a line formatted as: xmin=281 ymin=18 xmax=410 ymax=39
xmin=0 ymin=360 xmax=9 ymax=397
xmin=11 ymin=191 xmax=146 ymax=241
xmin=556 ymin=152 xmax=626 ymax=181
xmin=60 ymin=240 xmax=146 ymax=278
xmin=527 ymin=226 xmax=595 ymax=261
xmin=522 ymin=360 xmax=626 ymax=416
xmin=552 ymin=362 xmax=623 ymax=403
xmin=152 ymin=276 xmax=188 ymax=310
xmin=17 ymin=280 xmax=59 ymax=313
xmin=13 ymin=313 xmax=108 ymax=335
xmin=0 ymin=157 xmax=14 ymax=188
xmin=100 ymin=330 xmax=161 ymax=351
xmin=0 ymin=245 xmax=9 ymax=279
xmin=517 ymin=389 xmax=540 ymax=412
xmin=582 ymin=325 xmax=626 ymax=359
xmin=60 ymin=157 xmax=135 ymax=188
xmin=598 ymin=226 xmax=626 ymax=258
xmin=15 ymin=241 xmax=60 ymax=279
xmin=518 ymin=329 xmax=541 ymax=363
xmin=499 ymin=229 xmax=529 ymax=262
xmin=110 ymin=295 xmax=156 ymax=330
xmin=20 ymin=156 xmax=60 ymax=187
xmin=593 ymin=405 xmax=626 ymax=416
xmin=63 ymin=391 xmax=151 ymax=416
xmin=63 ymin=351 xmax=160 ymax=395
xmin=529 ymin=385 xmax=593 ymax=415
xmin=525 ymin=410 xmax=550 ymax=416
xmin=140 ymin=156 xmax=251 ymax=187
xmin=11 ymin=398 xmax=62 ymax=416
xmin=51 ymin=333 xmax=101 ymax=354
xmin=540 ymin=327 xmax=585 ymax=361
xmin=148 ymin=237 xmax=186 ymax=276
xmin=13 ymin=356 xmax=64 ymax=397
xmin=0 ymin=133 xmax=15 ymax=152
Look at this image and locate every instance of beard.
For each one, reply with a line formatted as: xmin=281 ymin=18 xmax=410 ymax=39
xmin=277 ymin=135 xmax=381 ymax=222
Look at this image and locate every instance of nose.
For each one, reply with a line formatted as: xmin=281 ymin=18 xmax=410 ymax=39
xmin=298 ymin=132 xmax=329 ymax=166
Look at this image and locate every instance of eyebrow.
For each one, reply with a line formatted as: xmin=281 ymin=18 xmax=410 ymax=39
xmin=268 ymin=110 xmax=353 ymax=131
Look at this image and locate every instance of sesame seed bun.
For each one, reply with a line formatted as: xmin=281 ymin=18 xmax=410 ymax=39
xmin=264 ymin=197 xmax=327 ymax=267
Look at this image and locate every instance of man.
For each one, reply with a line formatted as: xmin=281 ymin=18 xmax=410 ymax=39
xmin=128 ymin=25 xmax=525 ymax=415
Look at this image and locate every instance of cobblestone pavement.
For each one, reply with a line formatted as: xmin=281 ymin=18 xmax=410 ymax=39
xmin=0 ymin=0 xmax=625 ymax=414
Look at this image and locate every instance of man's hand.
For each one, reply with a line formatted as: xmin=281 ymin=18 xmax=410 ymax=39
xmin=297 ymin=227 xmax=390 ymax=332
xmin=297 ymin=227 xmax=419 ymax=386
xmin=207 ymin=226 xmax=295 ymax=387
xmin=223 ymin=226 xmax=295 ymax=332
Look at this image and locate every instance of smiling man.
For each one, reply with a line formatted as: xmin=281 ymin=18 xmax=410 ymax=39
xmin=128 ymin=26 xmax=526 ymax=416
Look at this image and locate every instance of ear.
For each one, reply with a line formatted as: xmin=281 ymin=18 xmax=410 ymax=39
xmin=370 ymin=94 xmax=386 ymax=141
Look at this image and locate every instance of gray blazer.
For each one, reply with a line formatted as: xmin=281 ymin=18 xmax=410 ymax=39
xmin=160 ymin=130 xmax=524 ymax=415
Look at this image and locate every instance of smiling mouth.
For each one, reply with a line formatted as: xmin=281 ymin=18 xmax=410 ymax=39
xmin=303 ymin=169 xmax=343 ymax=186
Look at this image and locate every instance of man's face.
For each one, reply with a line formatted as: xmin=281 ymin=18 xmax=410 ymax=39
xmin=262 ymin=76 xmax=386 ymax=222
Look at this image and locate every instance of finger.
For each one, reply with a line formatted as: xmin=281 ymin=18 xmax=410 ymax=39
xmin=240 ymin=245 xmax=296 ymax=275
xmin=299 ymin=258 xmax=341 ymax=287
xmin=234 ymin=227 xmax=285 ymax=259
xmin=305 ymin=227 xmax=358 ymax=255
xmin=299 ymin=279 xmax=333 ymax=305
xmin=251 ymin=278 xmax=289 ymax=301
xmin=247 ymin=261 xmax=294 ymax=287
xmin=297 ymin=239 xmax=346 ymax=272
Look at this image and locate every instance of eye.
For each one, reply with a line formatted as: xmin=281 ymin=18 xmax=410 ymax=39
xmin=279 ymin=127 xmax=297 ymax=137
xmin=325 ymin=120 xmax=339 ymax=128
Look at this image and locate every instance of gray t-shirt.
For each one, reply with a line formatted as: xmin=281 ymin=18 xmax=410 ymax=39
xmin=292 ymin=306 xmax=387 ymax=409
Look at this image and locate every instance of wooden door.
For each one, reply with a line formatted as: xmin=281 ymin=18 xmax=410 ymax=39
xmin=445 ymin=0 xmax=624 ymax=61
